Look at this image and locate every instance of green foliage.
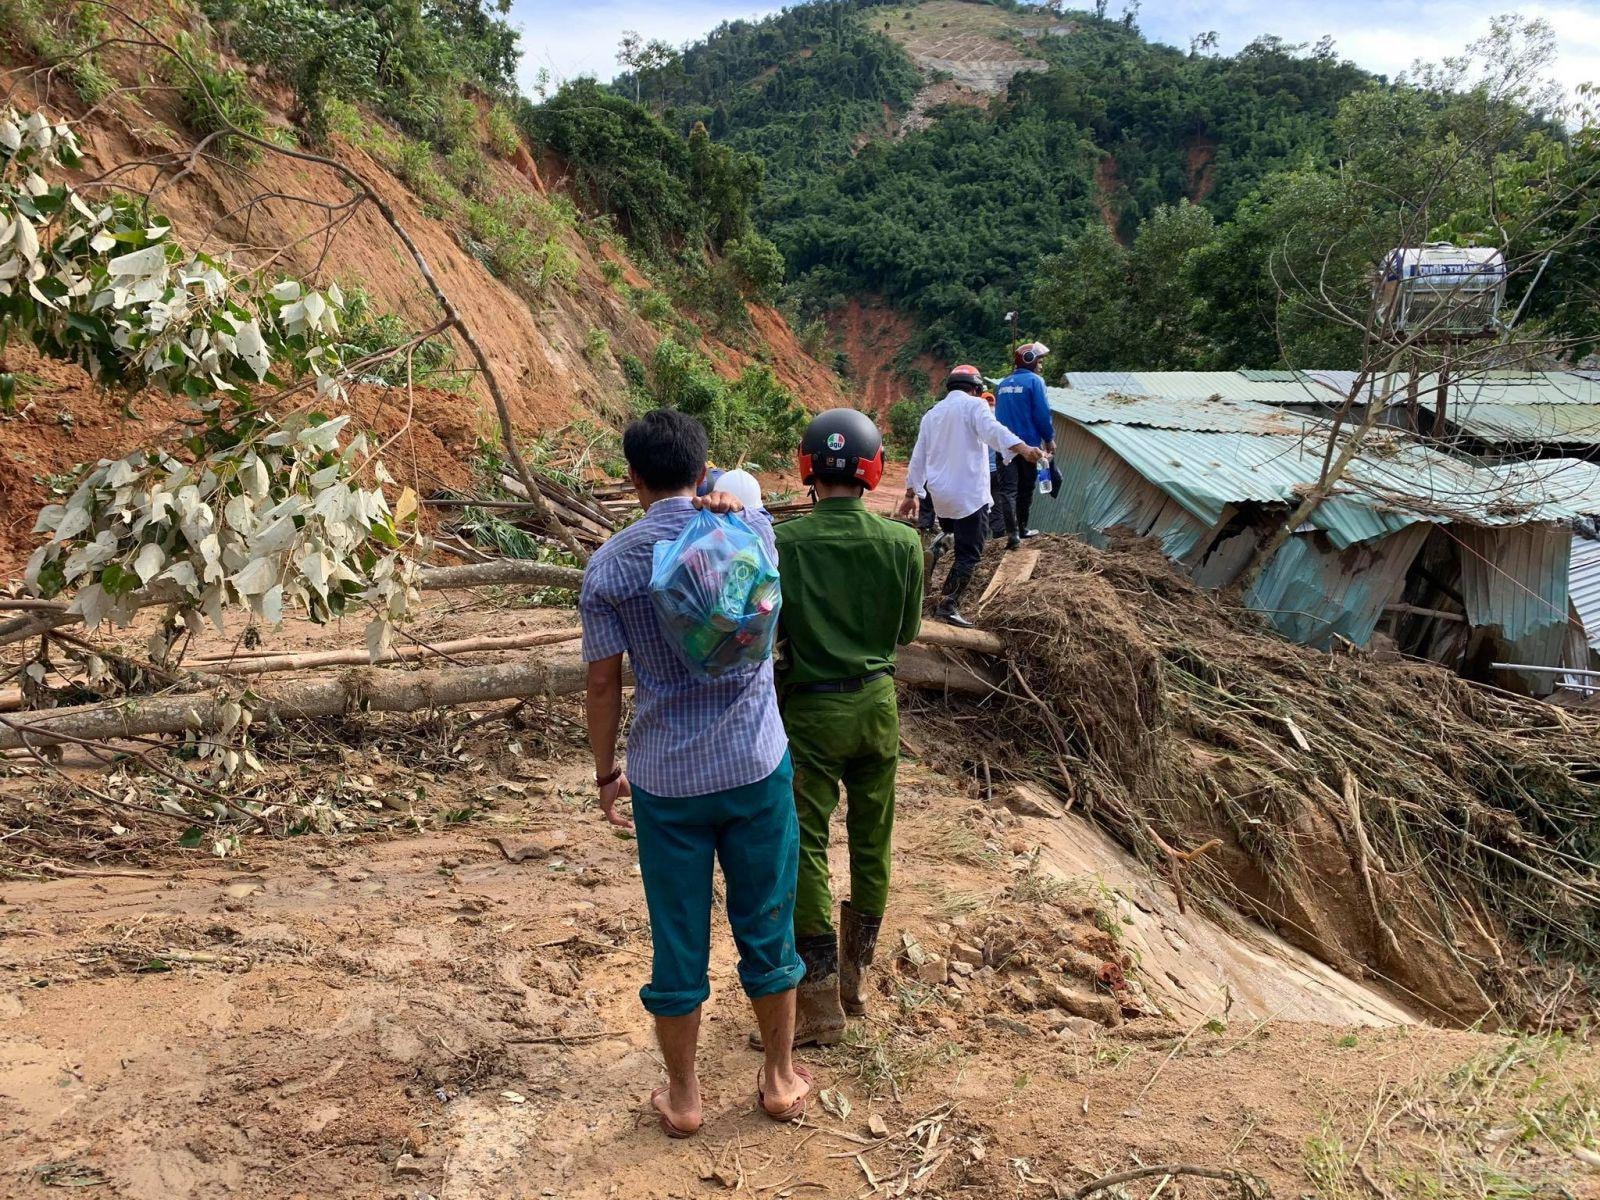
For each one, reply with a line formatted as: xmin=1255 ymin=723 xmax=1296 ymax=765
xmin=203 ymin=0 xmax=521 ymax=154
xmin=0 ymin=0 xmax=114 ymax=103
xmin=723 ymin=232 xmax=785 ymax=303
xmin=165 ymin=32 xmax=269 ymax=162
xmin=673 ymin=7 xmax=1375 ymax=361
xmin=634 ymin=338 xmax=807 ymax=465
xmin=486 ymin=102 xmax=520 ymax=159
xmin=632 ymin=0 xmax=922 ymax=193
xmin=887 ymin=391 xmax=933 ymax=454
xmin=1032 ymin=200 xmax=1216 ymax=369
xmin=523 ymin=82 xmax=763 ymax=255
xmin=446 ymin=143 xmax=489 ymax=195
xmin=583 ymin=326 xmax=612 ymax=363
xmin=204 ymin=0 xmax=382 ymax=144
xmin=632 ymin=288 xmax=675 ymax=327
xmin=338 ymin=287 xmax=466 ymax=389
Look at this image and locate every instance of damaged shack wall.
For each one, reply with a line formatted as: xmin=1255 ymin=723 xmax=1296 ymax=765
xmin=1035 ymin=418 xmax=1212 ymax=559
xmin=1455 ymin=524 xmax=1574 ymax=693
xmin=1242 ymin=524 xmax=1430 ymax=649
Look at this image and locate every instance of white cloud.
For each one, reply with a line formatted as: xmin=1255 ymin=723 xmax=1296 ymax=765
xmin=508 ymin=0 xmax=781 ymax=93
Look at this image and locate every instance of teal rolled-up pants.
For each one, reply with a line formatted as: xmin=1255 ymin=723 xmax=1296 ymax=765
xmin=631 ymin=752 xmax=805 ymax=1017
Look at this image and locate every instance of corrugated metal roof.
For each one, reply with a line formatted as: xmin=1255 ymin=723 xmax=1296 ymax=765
xmin=1244 ymin=525 xmax=1428 ymax=648
xmin=1049 ymin=389 xmax=1583 ymax=548
xmin=1048 ymin=389 xmax=1317 ymax=434
xmin=1491 ymin=459 xmax=1600 ymax=515
xmin=1419 ymin=373 xmax=1600 ymax=405
xmin=1059 ymin=369 xmax=1600 ymax=409
xmin=1061 ymin=371 xmax=1140 ymax=392
xmin=1456 ymin=524 xmax=1574 ymax=685
xmin=1569 ymin=534 xmax=1600 ymax=651
xmin=1433 ymin=402 xmax=1600 ymax=445
xmin=1058 ymin=371 xmax=1342 ymax=405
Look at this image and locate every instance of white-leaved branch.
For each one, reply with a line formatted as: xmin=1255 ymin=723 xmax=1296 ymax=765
xmin=3 ymin=104 xmax=420 ymax=655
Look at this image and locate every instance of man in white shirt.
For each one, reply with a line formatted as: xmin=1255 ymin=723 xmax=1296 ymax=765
xmin=897 ymin=365 xmax=1044 ymax=627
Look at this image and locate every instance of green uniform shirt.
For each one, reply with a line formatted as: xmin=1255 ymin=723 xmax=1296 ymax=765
xmin=774 ymin=497 xmax=924 ymax=687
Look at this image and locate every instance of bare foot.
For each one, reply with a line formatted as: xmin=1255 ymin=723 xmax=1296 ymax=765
xmin=651 ymin=1081 xmax=703 ymax=1138
xmin=757 ymin=1062 xmax=814 ymax=1120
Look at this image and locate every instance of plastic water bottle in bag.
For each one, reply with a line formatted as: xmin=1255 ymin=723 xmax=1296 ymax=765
xmin=1038 ymin=455 xmax=1053 ymax=494
xmin=650 ymin=509 xmax=782 ymax=678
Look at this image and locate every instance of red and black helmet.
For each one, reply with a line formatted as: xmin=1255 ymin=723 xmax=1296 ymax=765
xmin=1013 ymin=341 xmax=1050 ymax=368
xmin=945 ymin=364 xmax=985 ymax=392
xmin=798 ymin=408 xmax=885 ymax=490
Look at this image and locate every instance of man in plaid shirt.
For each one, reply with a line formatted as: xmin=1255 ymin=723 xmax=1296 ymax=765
xmin=581 ymin=409 xmax=812 ymax=1138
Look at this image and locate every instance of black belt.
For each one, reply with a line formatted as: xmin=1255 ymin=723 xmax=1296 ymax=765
xmin=790 ymin=668 xmax=894 ymax=694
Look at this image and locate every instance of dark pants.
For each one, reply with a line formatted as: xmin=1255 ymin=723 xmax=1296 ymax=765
xmin=988 ymin=472 xmax=1005 ymax=537
xmin=937 ymin=508 xmax=988 ymax=603
xmin=996 ymin=457 xmax=1039 ymax=538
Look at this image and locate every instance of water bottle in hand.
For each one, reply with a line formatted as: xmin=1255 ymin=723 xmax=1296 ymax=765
xmin=1038 ymin=455 xmax=1053 ymax=494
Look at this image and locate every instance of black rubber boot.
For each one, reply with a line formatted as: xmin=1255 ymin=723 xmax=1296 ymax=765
xmin=838 ymin=903 xmax=883 ymax=1018
xmin=935 ymin=568 xmax=974 ymax=627
xmin=748 ymin=932 xmax=845 ymax=1050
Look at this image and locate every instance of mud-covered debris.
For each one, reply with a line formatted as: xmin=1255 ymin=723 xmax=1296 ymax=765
xmin=491 ymin=831 xmax=568 ymax=862
xmin=1007 ymin=783 xmax=1064 ymax=819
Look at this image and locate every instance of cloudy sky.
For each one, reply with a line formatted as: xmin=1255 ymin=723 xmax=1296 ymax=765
xmin=506 ymin=0 xmax=1600 ymax=100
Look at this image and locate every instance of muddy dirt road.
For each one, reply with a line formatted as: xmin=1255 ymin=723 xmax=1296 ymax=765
xmin=4 ymin=741 xmax=1597 ymax=1199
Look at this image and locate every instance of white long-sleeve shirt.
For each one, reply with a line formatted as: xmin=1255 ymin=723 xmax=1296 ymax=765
xmin=906 ymin=390 xmax=1024 ymax=520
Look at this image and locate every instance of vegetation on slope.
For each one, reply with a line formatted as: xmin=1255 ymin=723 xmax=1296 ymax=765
xmin=636 ymin=0 xmax=1596 ymax=372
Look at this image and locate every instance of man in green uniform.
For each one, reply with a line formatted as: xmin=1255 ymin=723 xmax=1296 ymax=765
xmin=764 ymin=409 xmax=923 ymax=1047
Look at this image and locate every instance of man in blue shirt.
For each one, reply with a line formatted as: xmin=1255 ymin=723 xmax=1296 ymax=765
xmin=993 ymin=341 xmax=1056 ymax=549
xmin=581 ymin=409 xmax=810 ymax=1138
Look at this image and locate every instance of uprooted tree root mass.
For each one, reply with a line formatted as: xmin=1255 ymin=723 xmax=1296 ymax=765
xmin=919 ymin=538 xmax=1600 ymax=1029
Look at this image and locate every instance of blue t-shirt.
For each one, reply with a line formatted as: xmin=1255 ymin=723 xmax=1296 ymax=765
xmin=994 ymin=370 xmax=1054 ymax=449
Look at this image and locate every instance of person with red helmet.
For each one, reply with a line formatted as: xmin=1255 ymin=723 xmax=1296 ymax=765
xmin=993 ymin=342 xmax=1056 ymax=547
xmin=750 ymin=408 xmax=924 ymax=1049
xmin=897 ymin=366 xmax=1043 ymax=627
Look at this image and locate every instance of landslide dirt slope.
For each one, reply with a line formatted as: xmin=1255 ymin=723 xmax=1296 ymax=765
xmin=0 ymin=23 xmax=847 ymax=569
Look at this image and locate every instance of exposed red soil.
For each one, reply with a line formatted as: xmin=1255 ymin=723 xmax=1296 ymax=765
xmin=0 ymin=31 xmax=846 ymax=575
xmin=1186 ymin=133 xmax=1218 ymax=203
xmin=1094 ymin=154 xmax=1126 ymax=245
xmin=829 ymin=297 xmax=944 ymax=415
xmin=0 ymin=348 xmax=477 ymax=575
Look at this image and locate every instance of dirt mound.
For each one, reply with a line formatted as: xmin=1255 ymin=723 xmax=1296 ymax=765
xmin=936 ymin=537 xmax=1600 ymax=1028
xmin=0 ymin=347 xmax=477 ymax=575
xmin=830 ymin=297 xmax=943 ymax=414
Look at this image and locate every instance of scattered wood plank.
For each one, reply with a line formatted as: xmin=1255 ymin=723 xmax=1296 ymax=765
xmin=975 ymin=548 xmax=1040 ymax=613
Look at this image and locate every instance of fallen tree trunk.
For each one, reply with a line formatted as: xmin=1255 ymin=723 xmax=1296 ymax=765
xmin=417 ymin=560 xmax=585 ymax=592
xmin=0 ymin=655 xmax=589 ymax=750
xmin=896 ymin=643 xmax=1004 ymax=696
xmin=912 ymin=623 xmax=1006 ymax=655
xmin=0 ymin=641 xmax=1007 ymax=749
xmin=0 ymin=560 xmax=586 ymax=650
xmin=192 ymin=628 xmax=582 ymax=676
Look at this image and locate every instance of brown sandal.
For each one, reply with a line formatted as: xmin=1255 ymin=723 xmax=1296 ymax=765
xmin=650 ymin=1085 xmax=701 ymax=1139
xmin=756 ymin=1063 xmax=815 ymax=1122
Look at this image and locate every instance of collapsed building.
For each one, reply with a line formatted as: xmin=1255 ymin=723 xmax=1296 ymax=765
xmin=1032 ymin=371 xmax=1600 ymax=695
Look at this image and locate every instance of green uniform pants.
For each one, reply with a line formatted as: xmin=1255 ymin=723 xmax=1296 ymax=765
xmin=783 ymin=674 xmax=899 ymax=938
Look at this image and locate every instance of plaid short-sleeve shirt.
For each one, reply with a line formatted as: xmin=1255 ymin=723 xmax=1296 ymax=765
xmin=579 ymin=496 xmax=787 ymax=798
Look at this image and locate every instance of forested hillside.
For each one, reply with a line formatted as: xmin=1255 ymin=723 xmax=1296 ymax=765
xmin=614 ymin=0 xmax=1597 ymax=385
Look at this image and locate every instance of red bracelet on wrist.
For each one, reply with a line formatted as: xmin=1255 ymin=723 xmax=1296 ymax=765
xmin=596 ymin=766 xmax=622 ymax=788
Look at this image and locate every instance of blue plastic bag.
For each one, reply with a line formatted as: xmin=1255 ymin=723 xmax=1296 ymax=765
xmin=650 ymin=509 xmax=782 ymax=678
